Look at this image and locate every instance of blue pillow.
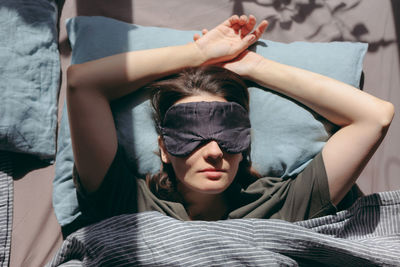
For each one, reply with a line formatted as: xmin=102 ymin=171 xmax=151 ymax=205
xmin=0 ymin=0 xmax=60 ymax=161
xmin=53 ymin=16 xmax=367 ymax=226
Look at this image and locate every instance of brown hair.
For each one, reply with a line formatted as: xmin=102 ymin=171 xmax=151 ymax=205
xmin=146 ymin=66 xmax=260 ymax=201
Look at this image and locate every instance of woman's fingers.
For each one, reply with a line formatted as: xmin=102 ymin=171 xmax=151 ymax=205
xmin=239 ymin=15 xmax=248 ymax=25
xmin=224 ymin=15 xmax=241 ymax=32
xmin=252 ymin=20 xmax=269 ymax=40
xmin=226 ymin=14 xmax=266 ymax=40
xmin=214 ymin=15 xmax=268 ymax=47
xmin=242 ymin=19 xmax=268 ymax=45
xmin=240 ymin=15 xmax=256 ymax=37
xmin=225 ymin=15 xmax=240 ymax=27
xmin=193 ymin=29 xmax=208 ymax=42
xmin=193 ymin=33 xmax=201 ymax=41
xmin=235 ymin=15 xmax=249 ymax=33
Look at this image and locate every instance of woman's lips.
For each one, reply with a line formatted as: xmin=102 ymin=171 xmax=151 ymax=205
xmin=199 ymin=168 xmax=226 ymax=179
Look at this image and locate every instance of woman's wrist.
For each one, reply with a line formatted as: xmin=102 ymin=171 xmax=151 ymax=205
xmin=185 ymin=42 xmax=209 ymax=67
xmin=245 ymin=57 xmax=276 ymax=84
xmin=191 ymin=42 xmax=210 ymax=65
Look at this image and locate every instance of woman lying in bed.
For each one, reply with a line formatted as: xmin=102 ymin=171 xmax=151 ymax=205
xmin=66 ymin=15 xmax=394 ymax=224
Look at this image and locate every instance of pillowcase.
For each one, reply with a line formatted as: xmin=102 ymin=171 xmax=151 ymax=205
xmin=0 ymin=0 xmax=60 ymax=161
xmin=53 ymin=16 xmax=367 ymax=226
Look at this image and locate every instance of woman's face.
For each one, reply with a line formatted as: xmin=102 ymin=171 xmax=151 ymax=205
xmin=159 ymin=94 xmax=243 ymax=195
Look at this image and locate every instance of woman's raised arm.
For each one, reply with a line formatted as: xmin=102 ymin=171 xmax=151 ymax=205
xmin=66 ymin=15 xmax=267 ymax=193
xmin=223 ymin=52 xmax=395 ymax=205
xmin=66 ymin=44 xmax=205 ymax=193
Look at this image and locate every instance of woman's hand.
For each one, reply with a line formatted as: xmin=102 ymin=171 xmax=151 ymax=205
xmin=193 ymin=15 xmax=268 ymax=65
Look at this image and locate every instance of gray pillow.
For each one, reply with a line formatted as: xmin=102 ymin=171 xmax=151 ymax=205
xmin=53 ymin=16 xmax=367 ymax=226
xmin=0 ymin=0 xmax=60 ymax=161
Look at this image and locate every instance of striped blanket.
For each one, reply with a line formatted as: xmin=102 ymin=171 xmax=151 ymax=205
xmin=0 ymin=152 xmax=13 ymax=267
xmin=48 ymin=190 xmax=400 ymax=266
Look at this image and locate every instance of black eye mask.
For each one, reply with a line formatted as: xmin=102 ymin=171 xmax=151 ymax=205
xmin=159 ymin=101 xmax=251 ymax=157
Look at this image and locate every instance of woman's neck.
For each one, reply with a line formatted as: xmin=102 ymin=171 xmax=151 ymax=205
xmin=178 ymin=188 xmax=229 ymax=221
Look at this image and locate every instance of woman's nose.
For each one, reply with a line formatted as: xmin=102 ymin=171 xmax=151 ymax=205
xmin=203 ymin=140 xmax=223 ymax=160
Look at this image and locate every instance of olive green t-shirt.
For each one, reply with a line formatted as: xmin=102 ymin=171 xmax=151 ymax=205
xmin=74 ymin=146 xmax=337 ymax=226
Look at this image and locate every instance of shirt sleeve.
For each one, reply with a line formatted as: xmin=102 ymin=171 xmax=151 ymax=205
xmin=279 ymin=151 xmax=337 ymax=221
xmin=73 ymin=146 xmax=139 ymax=222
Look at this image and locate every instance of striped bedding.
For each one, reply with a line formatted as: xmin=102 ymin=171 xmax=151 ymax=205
xmin=47 ymin=190 xmax=400 ymax=266
xmin=0 ymin=152 xmax=13 ymax=267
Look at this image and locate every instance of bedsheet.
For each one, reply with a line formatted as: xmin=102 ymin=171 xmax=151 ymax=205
xmin=47 ymin=190 xmax=400 ymax=266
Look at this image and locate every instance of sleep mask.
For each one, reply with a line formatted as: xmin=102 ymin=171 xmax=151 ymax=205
xmin=159 ymin=101 xmax=251 ymax=157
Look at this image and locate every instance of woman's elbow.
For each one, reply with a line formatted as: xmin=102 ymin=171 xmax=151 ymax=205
xmin=359 ymin=100 xmax=395 ymax=138
xmin=66 ymin=64 xmax=102 ymax=98
xmin=379 ymin=101 xmax=395 ymax=128
xmin=66 ymin=64 xmax=84 ymax=93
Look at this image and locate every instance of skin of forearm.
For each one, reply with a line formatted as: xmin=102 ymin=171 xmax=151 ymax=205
xmin=249 ymin=58 xmax=394 ymax=128
xmin=67 ymin=42 xmax=206 ymax=101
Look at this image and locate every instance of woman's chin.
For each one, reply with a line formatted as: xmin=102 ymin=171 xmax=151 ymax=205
xmin=192 ymin=180 xmax=230 ymax=194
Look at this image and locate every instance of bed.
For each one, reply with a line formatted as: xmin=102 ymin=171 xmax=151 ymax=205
xmin=2 ymin=0 xmax=399 ymax=266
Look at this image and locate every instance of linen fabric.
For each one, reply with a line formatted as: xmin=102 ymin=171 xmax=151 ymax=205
xmin=0 ymin=0 xmax=60 ymax=161
xmin=47 ymin=190 xmax=400 ymax=267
